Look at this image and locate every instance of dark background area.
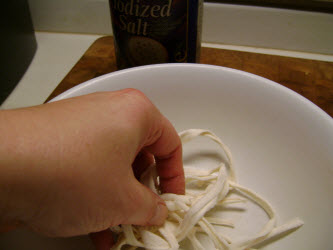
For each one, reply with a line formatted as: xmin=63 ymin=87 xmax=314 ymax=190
xmin=1 ymin=0 xmax=37 ymax=104
xmin=206 ymin=0 xmax=333 ymax=13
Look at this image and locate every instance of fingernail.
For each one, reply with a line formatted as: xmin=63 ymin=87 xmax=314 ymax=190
xmin=148 ymin=202 xmax=168 ymax=226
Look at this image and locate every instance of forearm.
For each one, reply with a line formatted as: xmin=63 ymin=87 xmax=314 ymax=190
xmin=0 ymin=108 xmax=48 ymax=226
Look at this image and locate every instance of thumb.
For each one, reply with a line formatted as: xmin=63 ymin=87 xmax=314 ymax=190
xmin=122 ymin=182 xmax=168 ymax=226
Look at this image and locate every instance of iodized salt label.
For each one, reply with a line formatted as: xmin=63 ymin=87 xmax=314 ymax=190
xmin=109 ymin=0 xmax=203 ymax=69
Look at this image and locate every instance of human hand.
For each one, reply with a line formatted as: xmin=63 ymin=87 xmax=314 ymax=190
xmin=0 ymin=89 xmax=184 ymax=249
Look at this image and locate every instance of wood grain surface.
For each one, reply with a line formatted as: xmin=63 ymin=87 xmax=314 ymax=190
xmin=46 ymin=36 xmax=333 ymax=117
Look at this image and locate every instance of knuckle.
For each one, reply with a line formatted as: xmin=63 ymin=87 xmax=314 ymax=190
xmin=122 ymin=88 xmax=147 ymax=100
xmin=122 ymin=89 xmax=158 ymax=125
xmin=123 ymin=89 xmax=151 ymax=106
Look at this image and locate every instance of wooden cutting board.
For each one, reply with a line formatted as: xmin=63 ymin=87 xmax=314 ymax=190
xmin=46 ymin=36 xmax=333 ymax=117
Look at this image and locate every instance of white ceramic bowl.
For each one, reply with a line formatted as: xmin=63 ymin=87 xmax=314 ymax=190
xmin=2 ymin=64 xmax=332 ymax=249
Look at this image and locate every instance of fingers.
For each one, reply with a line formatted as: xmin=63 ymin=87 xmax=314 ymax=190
xmin=123 ymin=181 xmax=168 ymax=226
xmin=132 ymin=150 xmax=155 ymax=180
xmin=90 ymin=229 xmax=114 ymax=250
xmin=144 ymin=116 xmax=185 ymax=195
xmin=122 ymin=89 xmax=185 ymax=195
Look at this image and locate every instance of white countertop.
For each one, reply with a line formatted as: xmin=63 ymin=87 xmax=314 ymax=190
xmin=1 ymin=32 xmax=102 ymax=109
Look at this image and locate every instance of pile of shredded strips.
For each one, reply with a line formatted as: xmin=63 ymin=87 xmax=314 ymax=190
xmin=111 ymin=129 xmax=303 ymax=250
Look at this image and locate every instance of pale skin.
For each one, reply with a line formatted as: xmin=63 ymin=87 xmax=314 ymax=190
xmin=0 ymin=89 xmax=185 ymax=250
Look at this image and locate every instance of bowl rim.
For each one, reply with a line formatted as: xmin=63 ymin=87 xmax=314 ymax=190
xmin=49 ymin=63 xmax=333 ymax=123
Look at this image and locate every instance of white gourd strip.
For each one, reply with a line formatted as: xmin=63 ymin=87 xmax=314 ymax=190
xmin=123 ymin=225 xmax=144 ymax=247
xmin=198 ymin=218 xmax=230 ymax=249
xmin=169 ymin=212 xmax=183 ymax=223
xmin=185 ymin=175 xmax=217 ymax=181
xmin=159 ymin=224 xmax=179 ymax=249
xmin=187 ymin=229 xmax=205 ymax=250
xmin=228 ymin=182 xmax=278 ymax=248
xmin=176 ymin=167 xmax=227 ymax=240
xmin=110 ymin=129 xmax=303 ymax=250
xmin=241 ymin=218 xmax=304 ymax=249
xmin=205 ymin=217 xmax=235 ymax=227
xmin=229 ymin=182 xmax=276 ymax=219
xmin=176 ymin=197 xmax=219 ymax=241
xmin=140 ymin=229 xmax=170 ymax=250
xmin=184 ymin=165 xmax=220 ymax=176
xmin=218 ymin=197 xmax=247 ymax=205
xmin=179 ymin=130 xmax=235 ymax=181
